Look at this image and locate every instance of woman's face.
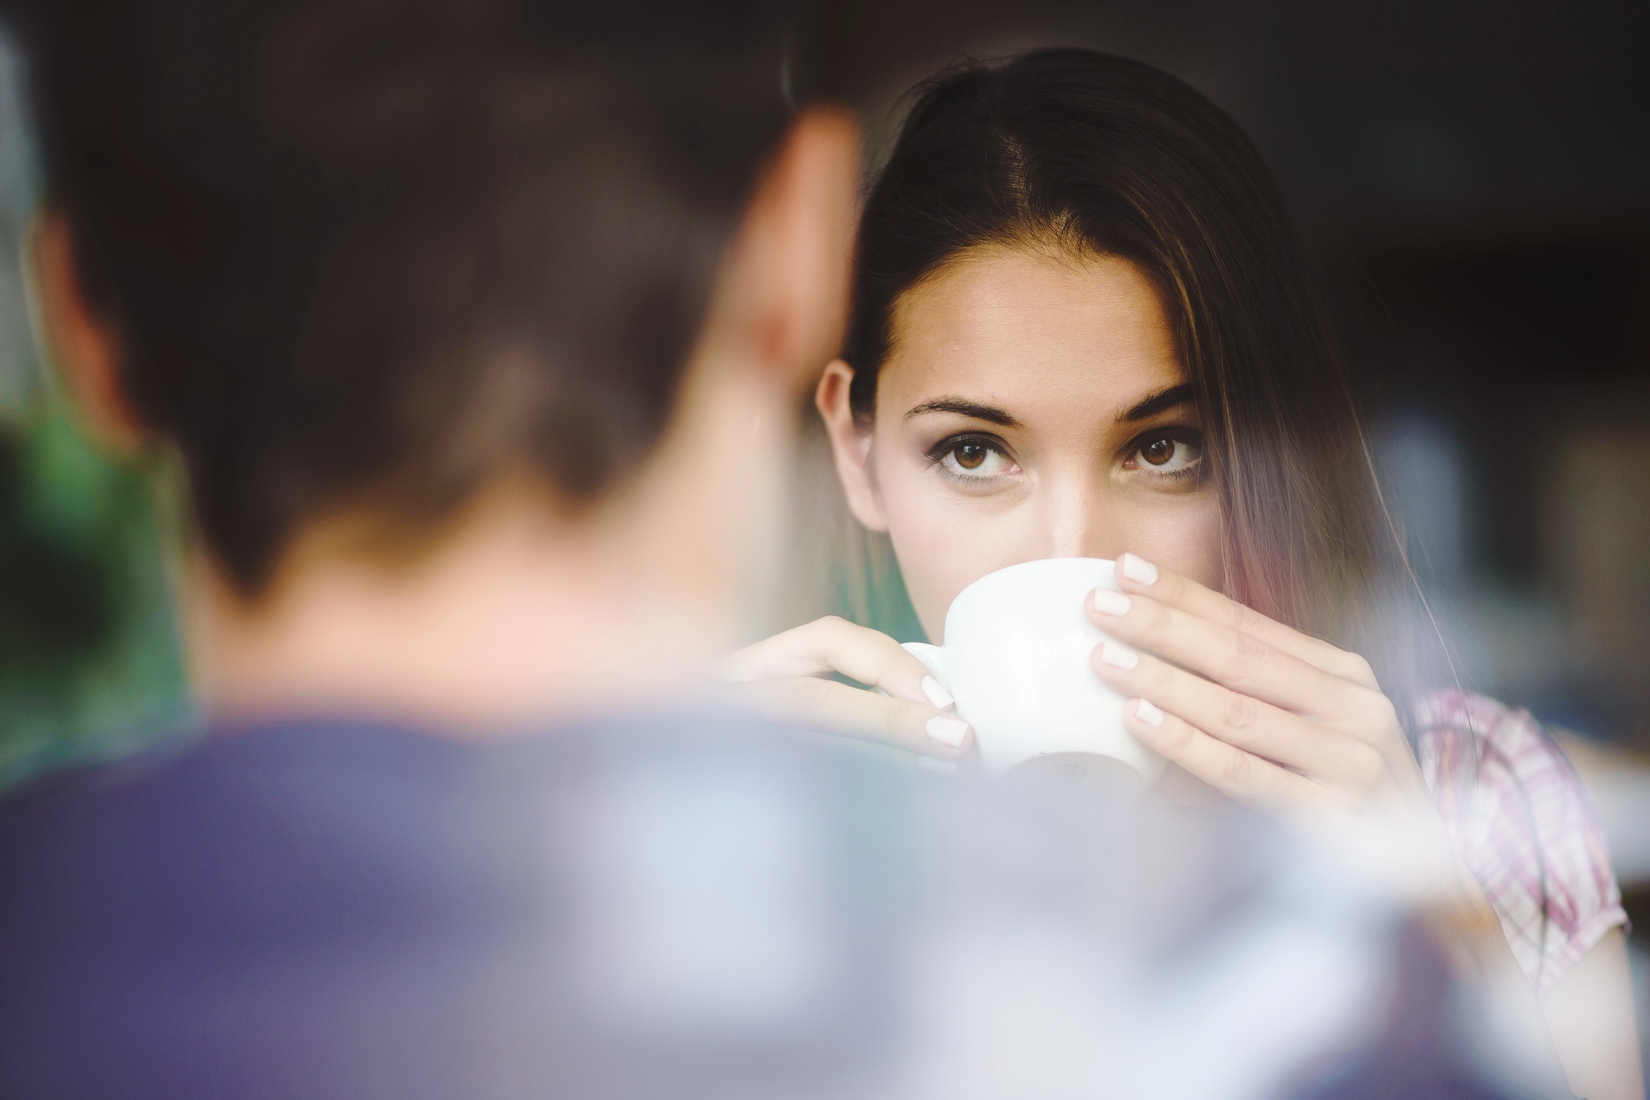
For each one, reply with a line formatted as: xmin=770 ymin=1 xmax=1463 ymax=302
xmin=820 ymin=246 xmax=1223 ymax=643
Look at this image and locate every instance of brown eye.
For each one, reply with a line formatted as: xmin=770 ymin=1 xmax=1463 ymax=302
xmin=933 ymin=435 xmax=1014 ymax=480
xmin=1128 ymin=429 xmax=1203 ymax=480
xmin=1141 ymin=436 xmax=1175 ymax=466
xmin=954 ymin=441 xmax=989 ymax=469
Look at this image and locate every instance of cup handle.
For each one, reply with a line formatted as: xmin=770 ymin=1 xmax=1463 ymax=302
xmin=901 ymin=642 xmax=947 ymax=690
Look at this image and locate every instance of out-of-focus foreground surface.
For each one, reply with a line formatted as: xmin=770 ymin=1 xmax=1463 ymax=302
xmin=0 ymin=713 xmax=1573 ymax=1099
xmin=1 ymin=0 xmax=1647 ymax=1082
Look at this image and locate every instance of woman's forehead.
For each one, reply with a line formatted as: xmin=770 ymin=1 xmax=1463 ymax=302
xmin=880 ymin=246 xmax=1185 ymax=416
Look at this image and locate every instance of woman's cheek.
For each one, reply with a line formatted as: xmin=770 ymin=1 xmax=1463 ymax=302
xmin=874 ymin=468 xmax=1011 ymax=643
xmin=1121 ymin=495 xmax=1223 ymax=590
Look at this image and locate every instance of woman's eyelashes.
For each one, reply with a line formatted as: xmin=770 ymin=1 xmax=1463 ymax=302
xmin=927 ymin=433 xmax=1019 ymax=483
xmin=1123 ymin=426 xmax=1204 ymax=483
xmin=924 ymin=426 xmax=1205 ymax=487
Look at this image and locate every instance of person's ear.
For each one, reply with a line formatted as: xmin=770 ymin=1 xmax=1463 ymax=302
xmin=816 ymin=357 xmax=888 ymax=532
xmin=605 ymin=109 xmax=862 ymax=648
xmin=28 ymin=211 xmax=150 ymax=453
xmin=715 ymin=107 xmax=859 ymax=391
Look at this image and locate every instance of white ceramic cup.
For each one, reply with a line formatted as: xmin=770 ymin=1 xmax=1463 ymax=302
xmin=904 ymin=557 xmax=1165 ymax=786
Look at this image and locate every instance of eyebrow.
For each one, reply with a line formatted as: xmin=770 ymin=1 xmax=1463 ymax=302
xmin=1120 ymin=383 xmax=1195 ymax=423
xmin=905 ymin=384 xmax=1194 ymax=427
xmin=903 ymin=398 xmax=1020 ymax=426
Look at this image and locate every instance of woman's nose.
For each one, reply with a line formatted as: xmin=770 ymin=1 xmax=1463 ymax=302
xmin=1041 ymin=472 xmax=1116 ymax=559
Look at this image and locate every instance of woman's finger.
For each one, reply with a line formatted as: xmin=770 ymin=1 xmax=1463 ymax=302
xmin=1087 ymin=587 xmax=1366 ymax=721
xmin=1120 ymin=694 xmax=1326 ymax=812
xmin=1110 ymin=554 xmax=1380 ymax=689
xmin=729 ymin=676 xmax=972 ymax=759
xmin=1092 ymin=640 xmax=1387 ymax=786
xmin=720 ymin=616 xmax=953 ymax=709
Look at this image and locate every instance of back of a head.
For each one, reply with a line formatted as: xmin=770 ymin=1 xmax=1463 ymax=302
xmin=1 ymin=0 xmax=798 ymax=592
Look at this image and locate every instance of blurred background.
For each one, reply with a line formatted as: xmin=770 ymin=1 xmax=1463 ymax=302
xmin=1 ymin=0 xmax=1647 ymax=1062
xmin=0 ymin=34 xmax=189 ymax=788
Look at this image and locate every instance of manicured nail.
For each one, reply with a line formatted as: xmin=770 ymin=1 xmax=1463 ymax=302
xmin=1135 ymin=698 xmax=1164 ymax=727
xmin=926 ymin=716 xmax=970 ymax=748
xmin=1099 ymin=640 xmax=1139 ymax=670
xmin=1119 ymin=553 xmax=1158 ymax=586
xmin=921 ymin=676 xmax=955 ymax=710
xmin=1091 ymin=588 xmax=1131 ymax=617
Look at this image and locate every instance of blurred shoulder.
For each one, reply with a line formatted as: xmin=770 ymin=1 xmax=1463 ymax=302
xmin=1414 ymin=688 xmax=1548 ymax=750
xmin=1413 ymin=688 xmax=1626 ymax=989
xmin=1412 ymin=686 xmax=1593 ymax=825
xmin=1412 ymin=688 xmax=1588 ymax=791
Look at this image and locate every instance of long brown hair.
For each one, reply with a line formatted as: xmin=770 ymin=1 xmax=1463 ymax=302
xmin=841 ymin=50 xmax=1422 ymax=707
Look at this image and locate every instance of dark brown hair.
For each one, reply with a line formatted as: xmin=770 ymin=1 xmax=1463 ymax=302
xmin=844 ymin=50 xmax=1409 ymax=686
xmin=3 ymin=0 xmax=799 ymax=593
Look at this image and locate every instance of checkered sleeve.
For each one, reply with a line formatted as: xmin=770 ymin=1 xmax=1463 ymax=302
xmin=1416 ymin=690 xmax=1628 ymax=990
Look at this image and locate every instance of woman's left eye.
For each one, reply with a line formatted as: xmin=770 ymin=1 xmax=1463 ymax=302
xmin=1130 ymin=430 xmax=1203 ymax=476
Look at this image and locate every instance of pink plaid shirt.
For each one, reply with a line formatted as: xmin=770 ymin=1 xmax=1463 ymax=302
xmin=1416 ymin=690 xmax=1627 ymax=990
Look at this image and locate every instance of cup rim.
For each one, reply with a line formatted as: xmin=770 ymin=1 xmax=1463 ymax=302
xmin=945 ymin=556 xmax=1116 ymax=633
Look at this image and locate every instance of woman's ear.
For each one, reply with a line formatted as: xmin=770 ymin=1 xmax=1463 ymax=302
xmin=28 ymin=212 xmax=151 ymax=453
xmin=815 ymin=358 xmax=888 ymax=532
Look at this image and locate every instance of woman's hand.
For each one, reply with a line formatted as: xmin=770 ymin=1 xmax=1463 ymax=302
xmin=1085 ymin=554 xmax=1626 ymax=1092
xmin=1086 ymin=553 xmax=1430 ymax=817
xmin=718 ymin=617 xmax=973 ymax=759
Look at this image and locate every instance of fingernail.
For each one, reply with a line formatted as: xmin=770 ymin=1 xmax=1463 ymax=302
xmin=1099 ymin=640 xmax=1139 ymax=670
xmin=1091 ymin=588 xmax=1131 ymax=617
xmin=1119 ymin=553 xmax=1158 ymax=586
xmin=1135 ymin=698 xmax=1164 ymax=727
xmin=921 ymin=675 xmax=955 ymax=709
xmin=926 ymin=716 xmax=970 ymax=748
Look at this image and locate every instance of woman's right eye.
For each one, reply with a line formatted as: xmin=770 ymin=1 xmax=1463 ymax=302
xmin=933 ymin=436 xmax=1016 ymax=480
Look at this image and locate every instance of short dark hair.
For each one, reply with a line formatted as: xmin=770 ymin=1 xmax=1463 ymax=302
xmin=3 ymin=0 xmax=798 ymax=592
xmin=845 ymin=50 xmax=1403 ymax=681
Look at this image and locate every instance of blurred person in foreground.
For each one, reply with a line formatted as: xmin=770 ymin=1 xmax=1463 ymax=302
xmin=0 ymin=2 xmax=1572 ymax=1098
